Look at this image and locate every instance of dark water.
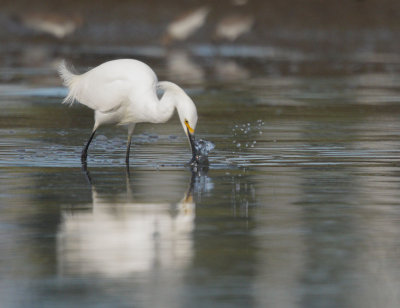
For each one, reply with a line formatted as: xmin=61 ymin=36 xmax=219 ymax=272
xmin=2 ymin=45 xmax=400 ymax=308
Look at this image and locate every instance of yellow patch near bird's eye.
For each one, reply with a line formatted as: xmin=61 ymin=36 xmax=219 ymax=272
xmin=184 ymin=120 xmax=195 ymax=134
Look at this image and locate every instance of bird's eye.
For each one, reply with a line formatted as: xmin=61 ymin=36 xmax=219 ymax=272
xmin=184 ymin=119 xmax=189 ymax=124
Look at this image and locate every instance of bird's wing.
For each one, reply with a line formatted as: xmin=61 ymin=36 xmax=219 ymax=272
xmin=75 ymin=77 xmax=132 ymax=113
xmin=62 ymin=59 xmax=158 ymax=113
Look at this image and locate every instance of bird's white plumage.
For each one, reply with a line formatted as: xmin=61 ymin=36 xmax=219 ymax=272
xmin=59 ymin=59 xmax=157 ymax=113
xmin=58 ymin=59 xmax=198 ymax=163
xmin=59 ymin=59 xmax=197 ymax=128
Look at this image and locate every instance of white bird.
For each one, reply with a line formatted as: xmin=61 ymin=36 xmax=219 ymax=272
xmin=58 ymin=59 xmax=198 ymax=164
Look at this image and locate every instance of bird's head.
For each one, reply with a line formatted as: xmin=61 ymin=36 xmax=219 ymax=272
xmin=179 ymin=99 xmax=198 ymax=160
xmin=158 ymin=81 xmax=198 ymax=160
xmin=175 ymin=88 xmax=197 ymax=160
xmin=180 ymin=104 xmax=198 ymax=138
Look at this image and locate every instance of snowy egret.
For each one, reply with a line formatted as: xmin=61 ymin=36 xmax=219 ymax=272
xmin=58 ymin=59 xmax=198 ymax=165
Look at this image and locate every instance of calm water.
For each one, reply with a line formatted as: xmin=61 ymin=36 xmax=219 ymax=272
xmin=2 ymin=48 xmax=400 ymax=308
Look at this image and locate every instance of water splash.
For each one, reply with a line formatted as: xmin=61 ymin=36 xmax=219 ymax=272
xmin=194 ymin=139 xmax=215 ymax=156
xmin=231 ymin=119 xmax=264 ymax=150
xmin=191 ymin=138 xmax=215 ymax=168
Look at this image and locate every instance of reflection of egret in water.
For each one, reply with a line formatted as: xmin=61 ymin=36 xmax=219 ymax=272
xmin=57 ymin=169 xmax=210 ymax=279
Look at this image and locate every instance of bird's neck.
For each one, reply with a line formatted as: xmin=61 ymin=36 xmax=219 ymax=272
xmin=155 ymin=90 xmax=177 ymax=123
xmin=154 ymin=81 xmax=190 ymax=123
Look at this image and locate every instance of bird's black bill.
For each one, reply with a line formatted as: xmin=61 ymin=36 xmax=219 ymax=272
xmin=188 ymin=129 xmax=196 ymax=159
xmin=186 ymin=128 xmax=212 ymax=170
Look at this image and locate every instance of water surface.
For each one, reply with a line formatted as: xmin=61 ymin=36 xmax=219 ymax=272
xmin=2 ymin=48 xmax=400 ymax=308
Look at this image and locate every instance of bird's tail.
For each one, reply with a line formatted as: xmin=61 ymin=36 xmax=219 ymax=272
xmin=58 ymin=60 xmax=80 ymax=105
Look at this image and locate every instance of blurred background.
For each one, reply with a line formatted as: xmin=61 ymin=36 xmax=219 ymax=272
xmin=1 ymin=0 xmax=400 ymax=83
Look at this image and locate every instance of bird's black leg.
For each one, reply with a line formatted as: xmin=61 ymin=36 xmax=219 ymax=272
xmin=125 ymin=124 xmax=135 ymax=166
xmin=81 ymin=130 xmax=96 ymax=163
xmin=187 ymin=128 xmax=198 ymax=166
xmin=125 ymin=135 xmax=132 ymax=165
